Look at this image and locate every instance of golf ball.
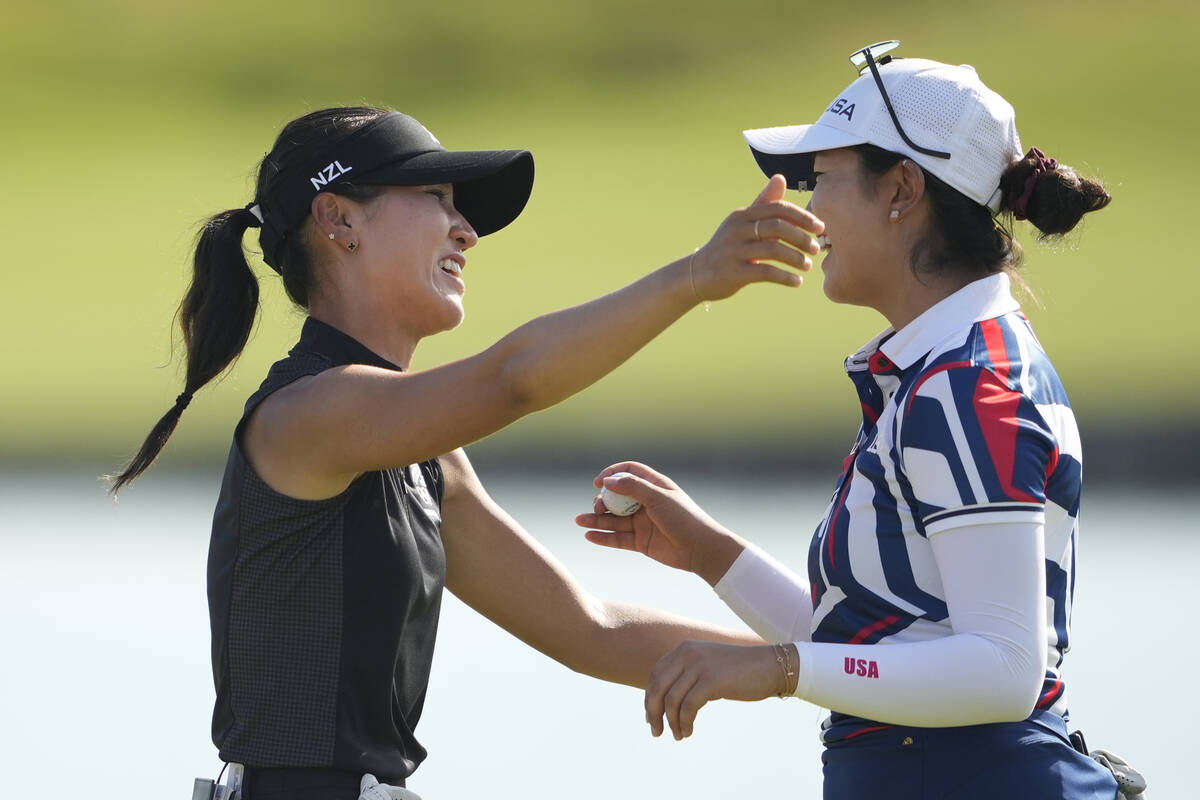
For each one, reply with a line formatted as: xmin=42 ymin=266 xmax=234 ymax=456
xmin=600 ymin=472 xmax=642 ymax=516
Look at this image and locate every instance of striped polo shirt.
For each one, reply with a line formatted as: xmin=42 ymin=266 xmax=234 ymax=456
xmin=809 ymin=272 xmax=1081 ymax=740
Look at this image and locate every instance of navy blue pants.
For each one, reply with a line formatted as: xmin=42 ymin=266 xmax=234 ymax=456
xmin=822 ymin=714 xmax=1119 ymax=799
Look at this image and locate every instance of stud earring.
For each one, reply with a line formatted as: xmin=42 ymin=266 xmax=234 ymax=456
xmin=347 ymin=241 xmax=358 ymax=252
xmin=889 ymin=210 xmax=900 ymax=221
xmin=328 ymin=233 xmax=335 ymax=240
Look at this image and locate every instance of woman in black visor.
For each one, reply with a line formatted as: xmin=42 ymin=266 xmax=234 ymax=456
xmin=109 ymin=106 xmax=822 ymax=800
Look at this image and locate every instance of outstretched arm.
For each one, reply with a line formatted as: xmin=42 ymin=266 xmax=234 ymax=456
xmin=576 ymin=462 xmax=814 ymax=642
xmin=439 ymin=449 xmax=761 ymax=689
xmin=642 ymin=520 xmax=1046 ymax=739
xmin=246 ymin=177 xmax=822 ymax=499
xmin=577 ymin=463 xmax=1045 ymax=740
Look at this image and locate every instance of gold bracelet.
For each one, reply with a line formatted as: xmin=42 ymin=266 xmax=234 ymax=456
xmin=688 ymin=250 xmax=710 ymax=312
xmin=773 ymin=644 xmax=797 ymax=698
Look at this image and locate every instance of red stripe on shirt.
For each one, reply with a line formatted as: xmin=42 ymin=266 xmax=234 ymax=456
xmin=974 ymin=371 xmax=1037 ymax=503
xmin=841 ymin=724 xmax=894 ymax=740
xmin=827 ymin=448 xmax=860 ymax=570
xmin=980 ymin=318 xmax=1011 ymax=384
xmin=827 ymin=478 xmax=852 ymax=570
xmin=1037 ymin=679 xmax=1064 ymax=709
xmin=847 ymin=614 xmax=901 ymax=645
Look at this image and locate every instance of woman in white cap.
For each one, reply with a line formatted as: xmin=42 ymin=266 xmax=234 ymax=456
xmin=579 ymin=43 xmax=1130 ymax=798
xmin=109 ymin=106 xmax=823 ymax=799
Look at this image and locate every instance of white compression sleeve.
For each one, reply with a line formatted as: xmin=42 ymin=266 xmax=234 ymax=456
xmin=792 ymin=521 xmax=1047 ymax=726
xmin=713 ymin=542 xmax=813 ymax=643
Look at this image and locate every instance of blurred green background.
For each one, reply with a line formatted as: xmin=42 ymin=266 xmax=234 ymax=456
xmin=2 ymin=0 xmax=1195 ymax=479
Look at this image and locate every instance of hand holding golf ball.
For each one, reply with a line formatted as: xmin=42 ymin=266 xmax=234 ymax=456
xmin=600 ymin=472 xmax=642 ymax=516
xmin=582 ymin=464 xmax=743 ymax=586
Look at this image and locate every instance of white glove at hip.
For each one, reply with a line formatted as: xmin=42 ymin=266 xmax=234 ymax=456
xmin=358 ymin=774 xmax=423 ymax=800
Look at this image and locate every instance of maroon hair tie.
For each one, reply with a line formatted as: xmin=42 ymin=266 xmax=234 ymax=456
xmin=1010 ymin=147 xmax=1058 ymax=220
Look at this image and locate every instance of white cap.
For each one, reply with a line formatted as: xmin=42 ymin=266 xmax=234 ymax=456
xmin=744 ymin=57 xmax=1023 ymax=212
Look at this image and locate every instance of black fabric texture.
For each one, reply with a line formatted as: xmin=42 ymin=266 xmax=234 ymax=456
xmin=207 ymin=317 xmax=445 ymax=783
xmin=241 ymin=767 xmax=368 ymax=800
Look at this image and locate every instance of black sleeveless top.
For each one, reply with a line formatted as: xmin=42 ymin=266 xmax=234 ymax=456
xmin=207 ymin=317 xmax=446 ymax=783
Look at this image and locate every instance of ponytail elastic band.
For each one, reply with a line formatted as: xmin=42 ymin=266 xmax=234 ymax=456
xmin=1011 ymin=147 xmax=1058 ymax=221
xmin=243 ymin=202 xmax=264 ymax=228
xmin=175 ymin=392 xmax=194 ymax=410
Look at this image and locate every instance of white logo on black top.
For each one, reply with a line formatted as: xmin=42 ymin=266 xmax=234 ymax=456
xmin=310 ymin=160 xmax=353 ymax=191
xmin=406 ymin=464 xmax=437 ymax=510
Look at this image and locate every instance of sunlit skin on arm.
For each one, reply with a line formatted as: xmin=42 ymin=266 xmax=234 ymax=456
xmin=243 ymin=176 xmax=822 ymax=501
xmin=577 ymin=460 xmax=799 ymax=736
xmin=439 ymin=448 xmax=762 ymax=688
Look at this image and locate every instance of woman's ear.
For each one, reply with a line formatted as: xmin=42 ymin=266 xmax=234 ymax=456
xmin=889 ymin=159 xmax=926 ymax=221
xmin=311 ymin=192 xmax=354 ymax=242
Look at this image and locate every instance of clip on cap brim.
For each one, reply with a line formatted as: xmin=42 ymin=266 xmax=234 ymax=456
xmin=744 ymin=123 xmax=867 ymax=192
xmin=749 ymin=150 xmax=817 ymax=191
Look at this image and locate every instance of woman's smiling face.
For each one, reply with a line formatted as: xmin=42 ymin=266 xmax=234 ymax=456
xmin=809 ymin=148 xmax=898 ymax=312
xmin=356 ymin=183 xmax=479 ymax=336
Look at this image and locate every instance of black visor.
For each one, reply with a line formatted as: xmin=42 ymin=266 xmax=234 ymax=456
xmin=256 ymin=111 xmax=534 ymax=271
xmin=747 ymin=149 xmax=818 ymax=192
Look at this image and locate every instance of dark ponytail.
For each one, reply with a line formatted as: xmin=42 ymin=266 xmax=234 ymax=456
xmin=108 ymin=106 xmax=391 ymax=495
xmin=107 ymin=207 xmax=261 ymax=494
xmin=999 ymin=147 xmax=1111 ymax=239
xmin=855 ymin=143 xmax=1111 ymax=282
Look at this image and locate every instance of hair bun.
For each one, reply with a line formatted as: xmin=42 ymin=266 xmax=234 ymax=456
xmin=1000 ymin=148 xmax=1111 ymax=238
